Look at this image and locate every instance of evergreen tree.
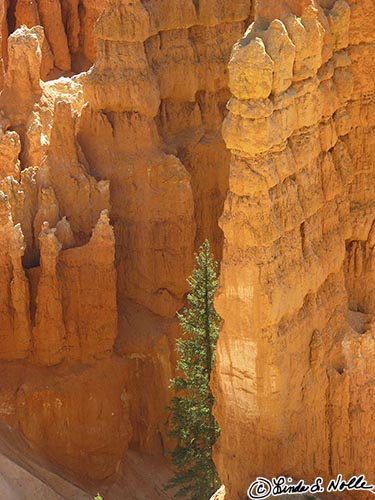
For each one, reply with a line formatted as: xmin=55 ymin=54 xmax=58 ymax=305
xmin=166 ymin=239 xmax=221 ymax=500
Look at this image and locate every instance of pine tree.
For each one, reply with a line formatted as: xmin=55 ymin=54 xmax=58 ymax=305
xmin=166 ymin=239 xmax=221 ymax=500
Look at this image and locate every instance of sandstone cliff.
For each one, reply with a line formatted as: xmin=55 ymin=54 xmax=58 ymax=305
xmin=0 ymin=13 xmax=128 ymax=480
xmin=0 ymin=0 xmax=251 ymax=488
xmin=212 ymin=0 xmax=375 ymax=499
xmin=1 ymin=0 xmax=375 ymax=499
xmin=1 ymin=0 xmax=104 ymax=78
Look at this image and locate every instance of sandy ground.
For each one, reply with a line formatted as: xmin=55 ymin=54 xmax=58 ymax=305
xmin=0 ymin=424 xmax=175 ymax=500
xmin=0 ymin=425 xmax=88 ymax=499
xmin=0 ymin=424 xmax=332 ymax=500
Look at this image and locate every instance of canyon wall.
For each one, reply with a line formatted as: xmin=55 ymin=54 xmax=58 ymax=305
xmin=212 ymin=0 xmax=375 ymax=498
xmin=0 ymin=22 xmax=131 ymax=478
xmin=0 ymin=0 xmax=252 ymax=484
xmin=0 ymin=0 xmax=104 ymax=77
xmin=1 ymin=0 xmax=375 ymax=497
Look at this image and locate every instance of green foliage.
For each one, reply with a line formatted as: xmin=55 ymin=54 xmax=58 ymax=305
xmin=94 ymin=495 xmax=103 ymax=500
xmin=166 ymin=239 xmax=221 ymax=500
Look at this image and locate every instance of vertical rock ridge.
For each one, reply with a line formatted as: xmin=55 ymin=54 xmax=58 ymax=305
xmin=77 ymin=0 xmax=197 ymax=454
xmin=2 ymin=0 xmax=375 ymax=494
xmin=213 ymin=1 xmax=375 ymax=499
xmin=0 ymin=0 xmax=105 ymax=79
xmin=33 ymin=224 xmax=65 ymax=366
xmin=0 ymin=22 xmax=127 ymax=479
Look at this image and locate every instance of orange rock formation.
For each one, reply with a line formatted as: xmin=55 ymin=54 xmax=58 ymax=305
xmin=0 ymin=15 xmax=128 ymax=480
xmin=1 ymin=0 xmax=104 ymax=77
xmin=1 ymin=0 xmax=375 ymax=499
xmin=0 ymin=0 xmax=251 ymax=486
xmin=212 ymin=0 xmax=375 ymax=499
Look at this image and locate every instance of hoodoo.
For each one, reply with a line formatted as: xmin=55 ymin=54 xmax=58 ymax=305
xmin=0 ymin=1 xmax=374 ymax=500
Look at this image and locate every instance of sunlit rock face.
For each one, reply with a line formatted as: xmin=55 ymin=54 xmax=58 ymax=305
xmin=2 ymin=0 xmax=375 ymax=495
xmin=0 ymin=0 xmax=252 ymax=482
xmin=0 ymin=23 xmax=126 ymax=478
xmin=0 ymin=0 xmax=104 ymax=77
xmin=212 ymin=0 xmax=375 ymax=499
xmin=76 ymin=0 xmax=254 ymax=460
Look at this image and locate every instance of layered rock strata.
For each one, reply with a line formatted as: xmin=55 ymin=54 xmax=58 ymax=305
xmin=4 ymin=0 xmax=375 ymax=496
xmin=213 ymin=0 xmax=375 ymax=499
xmin=0 ymin=0 xmax=105 ymax=79
xmin=0 ymin=0 xmax=253 ymax=483
xmin=77 ymin=0 xmax=252 ymax=455
xmin=0 ymin=24 xmax=129 ymax=479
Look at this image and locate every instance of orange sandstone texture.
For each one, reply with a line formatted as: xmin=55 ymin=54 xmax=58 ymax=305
xmin=3 ymin=0 xmax=375 ymax=496
xmin=212 ymin=0 xmax=375 ymax=499
xmin=0 ymin=22 xmax=126 ymax=479
xmin=0 ymin=0 xmax=105 ymax=78
xmin=76 ymin=0 xmax=251 ymax=456
xmin=0 ymin=0 xmax=252 ymax=484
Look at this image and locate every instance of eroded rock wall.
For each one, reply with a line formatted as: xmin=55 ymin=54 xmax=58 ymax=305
xmin=3 ymin=0 xmax=375 ymax=494
xmin=0 ymin=0 xmax=252 ymax=483
xmin=77 ymin=0 xmax=252 ymax=456
xmin=0 ymin=24 xmax=129 ymax=479
xmin=0 ymin=0 xmax=105 ymax=78
xmin=213 ymin=0 xmax=375 ymax=498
